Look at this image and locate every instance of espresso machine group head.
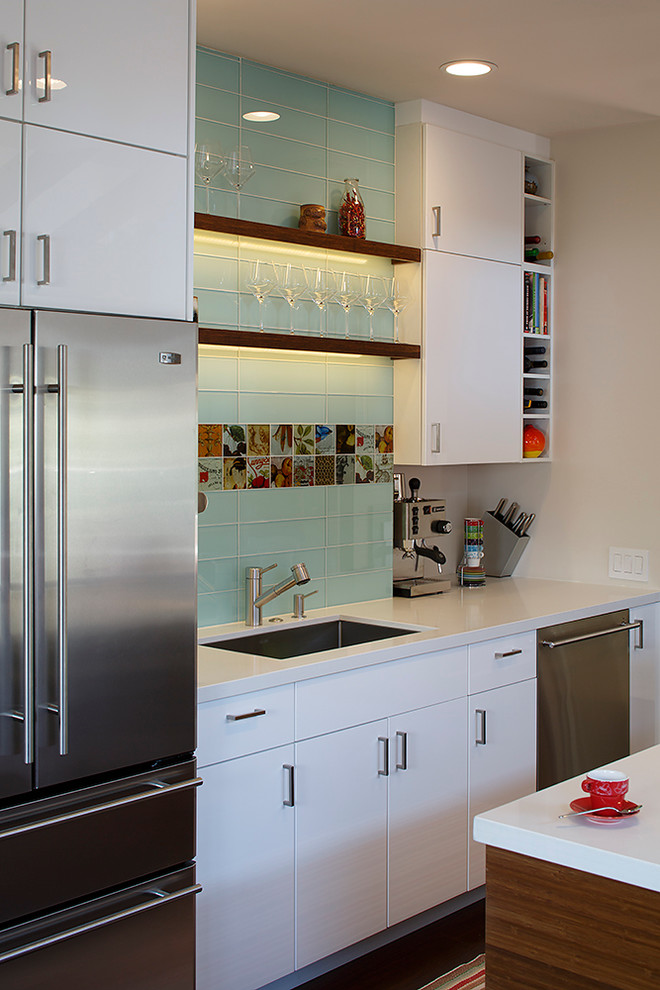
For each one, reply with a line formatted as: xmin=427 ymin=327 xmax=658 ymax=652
xmin=393 ymin=476 xmax=452 ymax=597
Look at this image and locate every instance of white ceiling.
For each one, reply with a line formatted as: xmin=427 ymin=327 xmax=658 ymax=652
xmin=197 ymin=0 xmax=660 ymax=137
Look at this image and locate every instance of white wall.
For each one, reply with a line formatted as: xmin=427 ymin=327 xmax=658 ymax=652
xmin=466 ymin=119 xmax=660 ymax=587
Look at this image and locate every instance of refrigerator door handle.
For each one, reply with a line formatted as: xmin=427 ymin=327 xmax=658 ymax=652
xmin=0 ymin=882 xmax=202 ymax=964
xmin=57 ymin=344 xmax=68 ymax=756
xmin=23 ymin=344 xmax=35 ymax=766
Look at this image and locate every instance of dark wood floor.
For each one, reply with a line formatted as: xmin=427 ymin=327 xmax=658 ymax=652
xmin=297 ymin=900 xmax=485 ymax=990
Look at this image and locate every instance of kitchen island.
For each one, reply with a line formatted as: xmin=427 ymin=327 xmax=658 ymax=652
xmin=473 ymin=745 xmax=660 ymax=990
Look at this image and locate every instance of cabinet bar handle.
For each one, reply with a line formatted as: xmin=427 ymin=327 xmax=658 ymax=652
xmin=3 ymin=230 xmax=17 ymax=282
xmin=57 ymin=345 xmax=68 ymax=756
xmin=432 ymin=206 xmax=441 ymax=237
xmin=283 ymin=764 xmax=295 ymax=807
xmin=395 ymin=730 xmax=408 ymax=771
xmin=494 ymin=649 xmax=523 ymax=659
xmin=37 ymin=234 xmax=50 ymax=285
xmin=378 ymin=736 xmax=389 ymax=776
xmin=431 ymin=423 xmax=441 ymax=453
xmin=38 ymin=50 xmax=52 ymax=102
xmin=475 ymin=709 xmax=487 ymax=746
xmin=540 ymin=620 xmax=642 ymax=650
xmin=6 ymin=42 xmax=20 ymax=96
xmin=22 ymin=345 xmax=35 ymax=766
xmin=226 ymin=708 xmax=266 ymax=721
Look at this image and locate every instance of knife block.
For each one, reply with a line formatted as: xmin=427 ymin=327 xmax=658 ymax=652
xmin=482 ymin=511 xmax=530 ymax=577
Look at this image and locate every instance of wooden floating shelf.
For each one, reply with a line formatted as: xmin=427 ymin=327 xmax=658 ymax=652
xmin=198 ymin=326 xmax=421 ymax=360
xmin=194 ymin=213 xmax=421 ymax=264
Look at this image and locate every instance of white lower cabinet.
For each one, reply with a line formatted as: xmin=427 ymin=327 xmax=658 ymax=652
xmin=467 ymin=678 xmax=537 ymax=889
xmin=196 ymin=745 xmax=295 ymax=990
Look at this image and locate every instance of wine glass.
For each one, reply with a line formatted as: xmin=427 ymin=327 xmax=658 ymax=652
xmin=194 ymin=143 xmax=225 ymax=211
xmin=245 ymin=260 xmax=275 ymax=332
xmin=304 ymin=268 xmax=336 ymax=336
xmin=276 ymin=264 xmax=306 ymax=333
xmin=384 ymin=276 xmax=409 ymax=342
xmin=335 ymin=272 xmax=361 ymax=338
xmin=359 ymin=274 xmax=387 ymax=340
xmin=223 ymin=145 xmax=255 ymax=191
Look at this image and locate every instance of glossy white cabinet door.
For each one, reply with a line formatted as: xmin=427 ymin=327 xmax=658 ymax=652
xmin=468 ymin=678 xmax=536 ymax=889
xmin=196 ymin=747 xmax=295 ymax=990
xmin=424 ymin=125 xmax=522 ymax=263
xmin=296 ymin=721 xmax=388 ymax=969
xmin=22 ymin=126 xmax=188 ymax=319
xmin=23 ymin=0 xmax=190 ymax=153
xmin=0 ymin=119 xmax=22 ymax=306
xmin=423 ymin=250 xmax=522 ymax=464
xmin=630 ymin=602 xmax=660 ymax=752
xmin=1 ymin=2 xmax=23 ymax=122
xmin=389 ymin=698 xmax=468 ymax=926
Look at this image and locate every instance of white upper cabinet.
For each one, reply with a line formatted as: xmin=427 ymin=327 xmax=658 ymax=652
xmin=23 ymin=0 xmax=190 ymax=154
xmin=0 ymin=119 xmax=22 ymax=306
xmin=1 ymin=2 xmax=24 ymax=122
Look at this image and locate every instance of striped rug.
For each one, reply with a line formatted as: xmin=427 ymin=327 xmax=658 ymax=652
xmin=419 ymin=954 xmax=485 ymax=990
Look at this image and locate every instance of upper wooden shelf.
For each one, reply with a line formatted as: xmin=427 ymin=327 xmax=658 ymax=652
xmin=194 ymin=213 xmax=421 ymax=264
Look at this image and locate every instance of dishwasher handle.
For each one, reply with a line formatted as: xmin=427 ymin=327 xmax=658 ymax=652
xmin=540 ymin=619 xmax=643 ymax=650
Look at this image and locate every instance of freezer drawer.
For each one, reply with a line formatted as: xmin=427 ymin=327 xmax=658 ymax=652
xmin=0 ymin=759 xmax=199 ymax=926
xmin=0 ymin=866 xmax=199 ymax=990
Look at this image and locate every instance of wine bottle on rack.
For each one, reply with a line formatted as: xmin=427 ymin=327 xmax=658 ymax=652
xmin=524 ymin=357 xmax=548 ymax=372
xmin=524 ymin=386 xmax=544 ymax=396
xmin=525 ymin=248 xmax=554 ymax=261
xmin=524 ymin=399 xmax=548 ymax=409
xmin=525 ymin=235 xmax=541 ymax=244
xmin=524 ymin=345 xmax=546 ymax=355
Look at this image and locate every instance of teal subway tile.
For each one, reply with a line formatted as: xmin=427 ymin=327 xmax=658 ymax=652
xmin=327 ymin=483 xmax=392 ymax=517
xmin=198 ymin=390 xmax=239 ymax=423
xmin=194 ymin=254 xmax=238 ymax=292
xmin=196 ymin=85 xmax=239 ymax=126
xmin=244 ymin=131 xmax=327 ymax=175
xmin=194 ymin=186 xmax=209 ymax=214
xmin=196 ymin=50 xmax=240 ymax=93
xmin=327 ymin=361 xmax=393 ymax=396
xmin=195 ymin=119 xmax=239 ymax=157
xmin=198 ymin=524 xmax=239 ymax=560
xmin=327 ymin=511 xmax=392 ymax=546
xmin=198 ymin=557 xmax=240 ymax=593
xmin=238 ymin=391 xmax=326 ymax=423
xmin=198 ymin=351 xmax=239 ymax=390
xmin=328 ymin=120 xmax=394 ymax=163
xmin=198 ymin=490 xmax=239 ymax=525
xmin=241 ymin=99 xmax=327 ymax=148
xmin=238 ymin=195 xmax=300 ymax=229
xmin=197 ymin=590 xmax=240 ymax=627
xmin=194 ymin=288 xmax=239 ymax=330
xmin=362 ymin=218 xmax=396 ymax=243
xmin=247 ymin=165 xmax=327 ymax=208
xmin=327 ymin=394 xmax=393 ymax=423
xmin=362 ymin=188 xmax=395 ymax=223
xmin=237 ymin=293 xmax=281 ymax=333
xmin=240 ymin=548 xmax=326 ymax=579
xmin=239 ymin=357 xmax=326 ymax=394
xmin=327 ymin=152 xmax=394 ymax=193
xmin=238 ymin=485 xmax=326 ymax=523
xmin=328 ymin=88 xmax=394 ymax=134
xmin=241 ymin=61 xmax=327 ymax=116
xmin=240 ymin=517 xmax=325 ymax=556
xmin=206 ymin=187 xmax=238 ymax=219
xmin=325 ymin=569 xmax=392 ymax=607
xmin=326 ymin=542 xmax=391 ymax=576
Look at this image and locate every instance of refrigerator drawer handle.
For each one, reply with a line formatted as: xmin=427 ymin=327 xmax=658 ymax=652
xmin=0 ymin=883 xmax=202 ymax=964
xmin=540 ymin=620 xmax=643 ymax=650
xmin=0 ymin=776 xmax=203 ymax=840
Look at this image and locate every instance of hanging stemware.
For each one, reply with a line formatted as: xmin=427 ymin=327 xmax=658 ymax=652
xmin=276 ymin=264 xmax=306 ymax=333
xmin=335 ymin=272 xmax=361 ymax=338
xmin=384 ymin=275 xmax=409 ymax=342
xmin=246 ymin=260 xmax=275 ymax=332
xmin=194 ymin=143 xmax=225 ymax=211
xmin=224 ymin=146 xmax=255 ymax=191
xmin=359 ymin=274 xmax=387 ymax=340
xmin=304 ymin=268 xmax=336 ymax=337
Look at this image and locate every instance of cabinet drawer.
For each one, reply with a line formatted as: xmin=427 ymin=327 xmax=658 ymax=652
xmin=468 ymin=632 xmax=536 ymax=694
xmin=296 ymin=647 xmax=467 ymax=740
xmin=197 ymin=685 xmax=294 ymax=766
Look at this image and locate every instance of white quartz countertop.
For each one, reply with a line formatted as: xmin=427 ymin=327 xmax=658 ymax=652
xmin=473 ymin=745 xmax=660 ymax=892
xmin=197 ymin=577 xmax=659 ymax=702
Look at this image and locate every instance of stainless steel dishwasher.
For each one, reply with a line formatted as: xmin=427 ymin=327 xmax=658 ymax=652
xmin=537 ymin=609 xmax=643 ymax=789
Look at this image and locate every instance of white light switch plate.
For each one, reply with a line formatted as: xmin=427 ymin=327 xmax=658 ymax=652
xmin=609 ymin=547 xmax=649 ymax=582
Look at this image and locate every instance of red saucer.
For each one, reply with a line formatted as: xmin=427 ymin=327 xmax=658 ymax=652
xmin=569 ymin=797 xmax=640 ymax=824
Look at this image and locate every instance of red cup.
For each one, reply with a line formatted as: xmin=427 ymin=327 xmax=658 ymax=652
xmin=581 ymin=769 xmax=629 ymax=810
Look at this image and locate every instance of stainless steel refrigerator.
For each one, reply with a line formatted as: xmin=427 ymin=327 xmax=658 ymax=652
xmin=0 ymin=309 xmax=199 ymax=987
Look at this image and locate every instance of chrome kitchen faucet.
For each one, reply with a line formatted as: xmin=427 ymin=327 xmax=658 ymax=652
xmin=246 ymin=562 xmax=310 ymax=626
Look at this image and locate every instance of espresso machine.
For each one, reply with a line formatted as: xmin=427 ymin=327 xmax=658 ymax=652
xmin=393 ymin=476 xmax=452 ymax=596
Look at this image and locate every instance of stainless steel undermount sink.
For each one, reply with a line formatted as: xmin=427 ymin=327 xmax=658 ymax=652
xmin=204 ymin=619 xmax=417 ymax=660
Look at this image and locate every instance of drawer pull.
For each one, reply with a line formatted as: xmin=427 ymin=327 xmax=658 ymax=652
xmin=283 ymin=764 xmax=295 ymax=807
xmin=475 ymin=709 xmax=487 ymax=746
xmin=378 ymin=736 xmax=389 ymax=776
xmin=395 ymin=730 xmax=408 ymax=771
xmin=226 ymin=709 xmax=266 ymax=721
xmin=494 ymin=649 xmax=523 ymax=659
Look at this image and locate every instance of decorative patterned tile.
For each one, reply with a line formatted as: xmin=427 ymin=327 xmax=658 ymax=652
xmin=315 ymin=455 xmax=335 ymax=486
xmin=336 ymin=454 xmax=355 ymax=485
xmin=336 ymin=424 xmax=356 ymax=454
xmin=294 ymin=424 xmax=315 ymax=455
xmin=374 ymin=453 xmax=394 ymax=484
xmin=355 ymin=425 xmax=375 ymax=453
xmin=198 ymin=458 xmax=223 ymax=491
xmin=315 ymin=424 xmax=335 ymax=454
xmin=198 ymin=423 xmax=223 ymax=457
xmin=294 ymin=456 xmax=314 ymax=487
xmin=271 ymin=456 xmax=293 ymax=487
xmin=247 ymin=456 xmax=270 ymax=489
xmin=223 ymin=424 xmax=247 ymax=456
xmin=271 ymin=424 xmax=293 ymax=455
xmin=247 ymin=423 xmax=270 ymax=456
xmin=223 ymin=456 xmax=246 ymax=490
xmin=375 ymin=424 xmax=394 ymax=453
xmin=356 ymin=453 xmax=375 ymax=484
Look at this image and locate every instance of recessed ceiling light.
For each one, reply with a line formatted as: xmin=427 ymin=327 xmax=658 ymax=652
xmin=440 ymin=60 xmax=497 ymax=77
xmin=242 ymin=110 xmax=280 ymax=122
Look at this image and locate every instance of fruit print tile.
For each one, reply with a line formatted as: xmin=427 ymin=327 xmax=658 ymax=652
xmin=375 ymin=425 xmax=394 ymax=454
xmin=336 ymin=424 xmax=356 ymax=454
xmin=315 ymin=424 xmax=335 ymax=455
xmin=247 ymin=423 xmax=270 ymax=456
xmin=247 ymin=456 xmax=270 ymax=489
xmin=375 ymin=453 xmax=394 ymax=483
xmin=294 ymin=424 xmax=315 ymax=455
xmin=199 ymin=458 xmax=223 ymax=491
xmin=199 ymin=423 xmax=223 ymax=457
xmin=356 ymin=425 xmax=374 ymax=453
xmin=356 ymin=453 xmax=375 ymax=484
xmin=223 ymin=456 xmax=247 ymax=490
xmin=223 ymin=424 xmax=247 ymax=456
xmin=271 ymin=424 xmax=293 ymax=455
xmin=271 ymin=456 xmax=293 ymax=488
xmin=294 ymin=455 xmax=314 ymax=487
xmin=315 ymin=455 xmax=335 ymax=486
xmin=336 ymin=454 xmax=355 ymax=485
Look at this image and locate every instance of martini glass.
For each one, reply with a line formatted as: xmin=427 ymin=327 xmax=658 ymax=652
xmin=384 ymin=276 xmax=409 ymax=342
xmin=359 ymin=274 xmax=387 ymax=340
xmin=276 ymin=264 xmax=306 ymax=333
xmin=194 ymin=143 xmax=225 ymax=211
xmin=224 ymin=146 xmax=255 ymax=191
xmin=304 ymin=268 xmax=336 ymax=336
xmin=246 ymin=260 xmax=275 ymax=332
xmin=335 ymin=272 xmax=361 ymax=338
